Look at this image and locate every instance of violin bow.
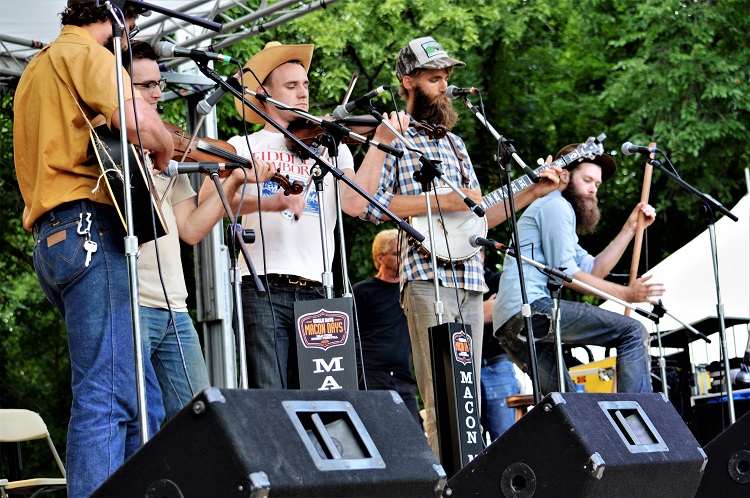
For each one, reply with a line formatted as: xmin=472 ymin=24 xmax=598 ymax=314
xmin=341 ymin=72 xmax=358 ymax=107
xmin=624 ymin=141 xmax=656 ymax=316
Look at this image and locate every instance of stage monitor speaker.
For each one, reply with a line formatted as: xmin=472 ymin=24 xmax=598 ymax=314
xmin=92 ymin=388 xmax=446 ymax=497
xmin=443 ymin=392 xmax=706 ymax=497
xmin=695 ymin=409 xmax=750 ymax=497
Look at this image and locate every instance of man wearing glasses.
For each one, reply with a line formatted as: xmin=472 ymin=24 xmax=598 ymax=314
xmin=13 ymin=2 xmax=173 ymax=495
xmin=123 ymin=41 xmax=275 ymax=421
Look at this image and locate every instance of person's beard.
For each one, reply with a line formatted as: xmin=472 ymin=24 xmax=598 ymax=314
xmin=411 ymin=84 xmax=458 ymax=130
xmin=561 ymin=180 xmax=601 ymax=235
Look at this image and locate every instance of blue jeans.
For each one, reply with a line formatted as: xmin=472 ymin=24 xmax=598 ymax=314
xmin=480 ymin=354 xmax=518 ymax=441
xmin=496 ymin=297 xmax=652 ymax=395
xmin=241 ymin=279 xmax=326 ymax=389
xmin=33 ymin=201 xmax=164 ymax=497
xmin=140 ymin=307 xmax=210 ymax=419
xmin=402 ymin=280 xmax=484 ymax=454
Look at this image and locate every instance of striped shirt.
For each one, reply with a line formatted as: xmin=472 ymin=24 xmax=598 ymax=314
xmin=362 ymin=127 xmax=487 ymax=293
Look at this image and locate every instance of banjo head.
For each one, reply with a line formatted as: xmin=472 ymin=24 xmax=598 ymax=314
xmin=409 ymin=209 xmax=487 ymax=265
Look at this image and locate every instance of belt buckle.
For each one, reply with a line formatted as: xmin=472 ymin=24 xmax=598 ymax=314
xmin=287 ymin=275 xmax=302 ymax=286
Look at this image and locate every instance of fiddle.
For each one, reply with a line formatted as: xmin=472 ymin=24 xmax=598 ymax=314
xmin=163 ymin=121 xmax=304 ymax=195
xmin=285 ymin=115 xmax=447 ymax=155
xmin=286 ymin=117 xmax=378 ymax=157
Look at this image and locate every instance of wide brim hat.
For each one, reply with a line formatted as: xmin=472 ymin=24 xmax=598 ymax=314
xmin=396 ymin=36 xmax=465 ymax=81
xmin=234 ymin=41 xmax=314 ymax=124
xmin=555 ymin=143 xmax=617 ymax=182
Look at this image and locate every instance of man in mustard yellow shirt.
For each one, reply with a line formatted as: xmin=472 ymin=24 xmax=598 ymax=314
xmin=13 ymin=2 xmax=173 ymax=495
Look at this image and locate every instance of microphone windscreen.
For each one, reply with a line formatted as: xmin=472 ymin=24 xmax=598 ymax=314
xmin=152 ymin=41 xmax=173 ymax=59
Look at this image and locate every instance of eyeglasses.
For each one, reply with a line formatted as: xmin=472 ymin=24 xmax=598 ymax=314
xmin=128 ymin=25 xmax=140 ymax=40
xmin=134 ymin=79 xmax=167 ymax=93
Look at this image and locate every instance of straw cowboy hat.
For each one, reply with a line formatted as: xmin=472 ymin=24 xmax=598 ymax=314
xmin=234 ymin=41 xmax=314 ymax=124
xmin=555 ymin=143 xmax=618 ymax=182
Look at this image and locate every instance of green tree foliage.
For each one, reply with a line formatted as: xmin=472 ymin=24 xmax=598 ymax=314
xmin=0 ymin=91 xmax=70 ymax=481
xmin=2 ymin=0 xmax=748 ymax=472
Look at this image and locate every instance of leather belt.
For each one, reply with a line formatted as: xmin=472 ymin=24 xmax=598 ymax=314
xmin=265 ymin=274 xmax=322 ymax=287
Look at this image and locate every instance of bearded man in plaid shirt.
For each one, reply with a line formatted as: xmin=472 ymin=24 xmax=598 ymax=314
xmin=344 ymin=37 xmax=561 ymax=454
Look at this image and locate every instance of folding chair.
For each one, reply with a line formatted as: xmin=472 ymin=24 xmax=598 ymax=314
xmin=0 ymin=409 xmax=66 ymax=497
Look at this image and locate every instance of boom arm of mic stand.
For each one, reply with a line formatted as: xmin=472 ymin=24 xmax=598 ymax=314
xmin=461 ymin=97 xmax=539 ymax=183
xmin=652 ymin=301 xmax=711 ymax=343
xmin=368 ymin=108 xmax=485 ymax=218
xmin=497 ymin=243 xmax=660 ymax=322
xmin=123 ymin=0 xmax=223 ymax=31
xmin=648 ymin=157 xmax=738 ymax=222
xmin=194 ymin=62 xmax=424 ymax=243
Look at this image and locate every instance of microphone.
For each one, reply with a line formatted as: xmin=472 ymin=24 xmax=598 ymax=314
xmin=468 ymin=234 xmax=500 ymax=249
xmin=332 ymin=86 xmax=390 ymax=120
xmin=153 ymin=41 xmax=238 ymax=64
xmin=164 ymin=160 xmax=243 ymax=177
xmin=621 ymin=141 xmax=659 ymax=156
xmin=445 ymin=85 xmax=478 ymax=100
xmin=196 ymin=69 xmax=246 ymax=116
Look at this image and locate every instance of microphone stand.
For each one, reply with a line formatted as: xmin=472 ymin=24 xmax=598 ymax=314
xmin=206 ymin=170 xmax=264 ymax=389
xmin=650 ymin=301 xmax=669 ymax=396
xmin=101 ymin=0 xmax=220 ymax=447
xmin=461 ymin=96 xmax=542 ymax=404
xmin=103 ymin=8 xmax=151 ymax=445
xmin=649 ymin=300 xmax=712 ymax=396
xmin=646 ymin=155 xmax=739 ymax=423
xmin=547 ymin=272 xmax=567 ymax=392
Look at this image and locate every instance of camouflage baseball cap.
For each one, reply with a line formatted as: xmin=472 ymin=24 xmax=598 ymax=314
xmin=395 ymin=37 xmax=465 ymax=81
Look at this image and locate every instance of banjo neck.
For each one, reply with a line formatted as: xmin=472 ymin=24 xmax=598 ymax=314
xmin=480 ymin=135 xmax=606 ymax=211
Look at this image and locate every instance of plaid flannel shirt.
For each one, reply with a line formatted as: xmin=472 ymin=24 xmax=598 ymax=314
xmin=362 ymin=127 xmax=487 ymax=294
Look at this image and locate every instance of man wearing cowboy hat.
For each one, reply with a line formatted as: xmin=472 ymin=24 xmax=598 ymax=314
xmin=13 ymin=1 xmax=173 ymax=495
xmin=212 ymin=41 xmax=404 ymax=389
xmin=493 ymin=144 xmax=666 ymax=395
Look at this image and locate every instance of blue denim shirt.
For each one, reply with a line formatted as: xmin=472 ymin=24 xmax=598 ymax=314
xmin=493 ymin=190 xmax=595 ymax=330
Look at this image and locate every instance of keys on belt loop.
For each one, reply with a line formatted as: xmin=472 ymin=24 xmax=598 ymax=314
xmin=84 ymin=239 xmax=98 ymax=267
xmin=77 ymin=212 xmax=92 ymax=235
xmin=77 ymin=206 xmax=97 ymax=267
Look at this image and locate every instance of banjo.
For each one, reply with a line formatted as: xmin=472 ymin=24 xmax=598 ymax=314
xmin=409 ymin=135 xmax=607 ymax=264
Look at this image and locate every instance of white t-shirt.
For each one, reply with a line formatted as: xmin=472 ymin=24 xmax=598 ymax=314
xmin=228 ymin=129 xmax=354 ymax=281
xmin=138 ymin=173 xmax=196 ymax=311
